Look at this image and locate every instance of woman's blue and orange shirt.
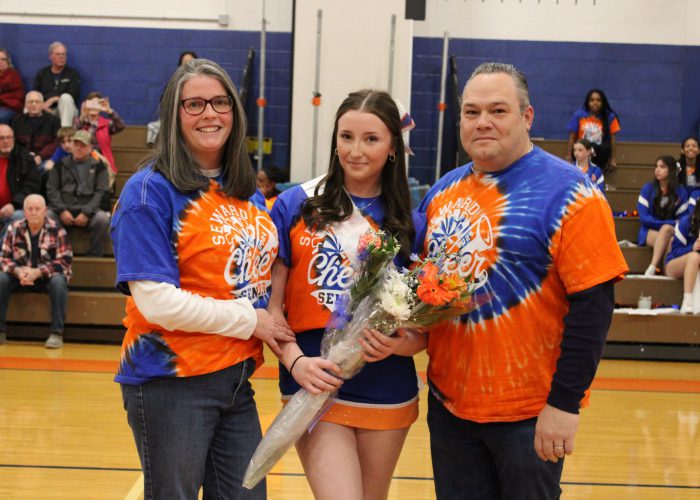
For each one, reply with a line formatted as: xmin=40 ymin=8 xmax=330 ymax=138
xmin=111 ymin=167 xmax=278 ymax=384
xmin=415 ymin=147 xmax=628 ymax=423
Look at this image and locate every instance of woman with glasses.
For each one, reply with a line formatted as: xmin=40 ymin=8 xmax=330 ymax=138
xmin=0 ymin=48 xmax=25 ymax=124
xmin=110 ymin=58 xmax=294 ymax=499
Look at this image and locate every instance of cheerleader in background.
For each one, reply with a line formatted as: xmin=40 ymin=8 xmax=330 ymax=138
xmin=677 ymin=137 xmax=700 ymax=198
xmin=565 ymin=89 xmax=621 ymax=172
xmin=665 ymin=200 xmax=700 ymax=314
xmin=638 ymin=155 xmax=689 ymax=276
xmin=572 ymin=138 xmax=605 ymax=191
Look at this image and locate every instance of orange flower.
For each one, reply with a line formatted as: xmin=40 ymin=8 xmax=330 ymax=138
xmin=417 ymin=280 xmax=457 ymax=306
xmin=420 ymin=262 xmax=439 ymax=282
xmin=443 ymin=273 xmax=466 ymax=292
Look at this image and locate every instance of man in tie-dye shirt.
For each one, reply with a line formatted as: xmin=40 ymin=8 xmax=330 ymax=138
xmin=415 ymin=62 xmax=628 ymax=499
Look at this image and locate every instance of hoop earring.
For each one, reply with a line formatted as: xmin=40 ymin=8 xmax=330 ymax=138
xmin=334 ymin=148 xmax=338 ymax=156
xmin=388 ymin=153 xmax=396 ymax=163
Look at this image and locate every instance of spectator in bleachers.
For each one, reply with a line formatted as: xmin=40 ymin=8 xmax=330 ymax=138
xmin=146 ymin=50 xmax=198 ymax=146
xmin=256 ymin=164 xmax=289 ymax=209
xmin=677 ymin=137 xmax=699 ymax=198
xmin=572 ymin=138 xmax=604 ymax=191
xmin=0 ymin=124 xmax=41 ymax=238
xmin=665 ymin=200 xmax=700 ymax=314
xmin=0 ymin=193 xmax=72 ymax=348
xmin=566 ymin=89 xmax=620 ymax=172
xmin=638 ymin=155 xmax=689 ymax=276
xmin=33 ymin=42 xmax=80 ymax=127
xmin=75 ymin=91 xmax=125 ymax=176
xmin=11 ymin=91 xmax=60 ymax=167
xmin=0 ymin=48 xmax=25 ymax=124
xmin=46 ymin=130 xmax=111 ymax=257
xmin=43 ymin=127 xmax=76 ymax=172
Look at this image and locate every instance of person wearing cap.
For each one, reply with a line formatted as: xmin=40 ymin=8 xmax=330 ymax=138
xmin=0 ymin=193 xmax=72 ymax=348
xmin=46 ymin=130 xmax=111 ymax=257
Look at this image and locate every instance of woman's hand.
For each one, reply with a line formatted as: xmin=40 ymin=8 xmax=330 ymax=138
xmin=291 ymin=356 xmax=344 ymax=395
xmin=253 ymin=309 xmax=295 ymax=356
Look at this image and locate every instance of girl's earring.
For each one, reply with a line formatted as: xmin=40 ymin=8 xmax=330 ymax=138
xmin=334 ymin=148 xmax=339 ymax=156
xmin=389 ymin=153 xmax=396 ymax=163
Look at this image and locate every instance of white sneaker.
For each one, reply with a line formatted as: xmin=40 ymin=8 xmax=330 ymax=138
xmin=45 ymin=333 xmax=64 ymax=349
xmin=681 ymin=295 xmax=693 ymax=314
xmin=0 ymin=332 xmax=6 ymax=344
xmin=643 ymin=265 xmax=657 ymax=277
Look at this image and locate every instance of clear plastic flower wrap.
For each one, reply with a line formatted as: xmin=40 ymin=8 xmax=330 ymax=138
xmin=243 ymin=230 xmax=478 ymax=489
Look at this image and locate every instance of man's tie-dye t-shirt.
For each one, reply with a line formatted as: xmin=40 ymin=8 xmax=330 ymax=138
xmin=415 ymin=147 xmax=627 ymax=422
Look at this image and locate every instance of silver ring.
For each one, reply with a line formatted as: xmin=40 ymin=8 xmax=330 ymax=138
xmin=554 ymin=445 xmax=564 ymax=450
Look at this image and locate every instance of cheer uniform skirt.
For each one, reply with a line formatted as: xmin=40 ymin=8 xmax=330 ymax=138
xmin=278 ymin=328 xmax=420 ymax=430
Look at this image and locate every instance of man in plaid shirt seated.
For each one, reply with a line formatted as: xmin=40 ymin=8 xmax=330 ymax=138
xmin=0 ymin=194 xmax=72 ymax=348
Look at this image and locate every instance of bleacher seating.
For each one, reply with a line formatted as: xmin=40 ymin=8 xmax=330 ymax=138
xmin=535 ymin=139 xmax=699 ymax=361
xmin=4 ymin=126 xmax=151 ymax=344
xmin=5 ymin=133 xmax=697 ymax=360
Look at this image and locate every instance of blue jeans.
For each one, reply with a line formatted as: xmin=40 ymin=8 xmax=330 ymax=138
xmin=121 ymin=358 xmax=266 ymax=500
xmin=427 ymin=391 xmax=563 ymax=500
xmin=0 ymin=272 xmax=68 ymax=333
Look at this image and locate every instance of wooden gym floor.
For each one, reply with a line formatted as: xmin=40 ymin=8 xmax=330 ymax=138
xmin=1 ymin=341 xmax=699 ymax=499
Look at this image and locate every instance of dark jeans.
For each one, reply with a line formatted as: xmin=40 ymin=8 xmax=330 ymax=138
xmin=0 ymin=272 xmax=68 ymax=333
xmin=121 ymin=358 xmax=266 ymax=500
xmin=427 ymin=391 xmax=563 ymax=500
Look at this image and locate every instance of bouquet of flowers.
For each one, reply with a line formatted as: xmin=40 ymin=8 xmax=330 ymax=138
xmin=242 ymin=230 xmax=477 ymax=489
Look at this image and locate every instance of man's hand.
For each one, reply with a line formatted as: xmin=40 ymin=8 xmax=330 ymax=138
xmin=74 ymin=213 xmax=90 ymax=227
xmin=18 ymin=267 xmax=42 ymax=286
xmin=534 ymin=404 xmax=579 ymax=463
xmin=60 ymin=210 xmax=75 ymax=226
xmin=43 ymin=96 xmax=59 ymax=111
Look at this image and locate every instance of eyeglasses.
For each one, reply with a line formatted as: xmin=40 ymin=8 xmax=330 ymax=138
xmin=0 ymin=136 xmax=13 ymax=141
xmin=180 ymin=96 xmax=233 ymax=116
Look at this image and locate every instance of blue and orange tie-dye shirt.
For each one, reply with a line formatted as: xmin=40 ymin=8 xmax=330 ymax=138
xmin=111 ymin=167 xmax=278 ymax=384
xmin=416 ymin=147 xmax=628 ymax=423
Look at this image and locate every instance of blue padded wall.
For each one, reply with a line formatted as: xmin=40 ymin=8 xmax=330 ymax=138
xmin=410 ymin=37 xmax=694 ymax=185
xmin=0 ymin=22 xmax=292 ymax=169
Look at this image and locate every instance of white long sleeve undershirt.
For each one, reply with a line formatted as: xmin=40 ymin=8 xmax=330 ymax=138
xmin=128 ymin=280 xmax=257 ymax=339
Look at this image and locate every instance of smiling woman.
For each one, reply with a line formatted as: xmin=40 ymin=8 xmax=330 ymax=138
xmin=266 ymin=89 xmax=423 ymax=499
xmin=108 ymin=58 xmax=294 ymax=499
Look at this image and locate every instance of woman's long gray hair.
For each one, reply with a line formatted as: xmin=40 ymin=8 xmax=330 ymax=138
xmin=141 ymin=58 xmax=255 ymax=199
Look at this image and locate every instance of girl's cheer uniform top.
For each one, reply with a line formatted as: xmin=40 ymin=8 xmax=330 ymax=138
xmin=636 ymin=182 xmax=689 ymax=246
xmin=577 ymin=160 xmax=605 ymax=191
xmin=111 ymin=166 xmax=278 ymax=385
xmin=415 ymin=147 xmax=628 ymax=423
xmin=271 ymin=176 xmax=419 ymax=430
